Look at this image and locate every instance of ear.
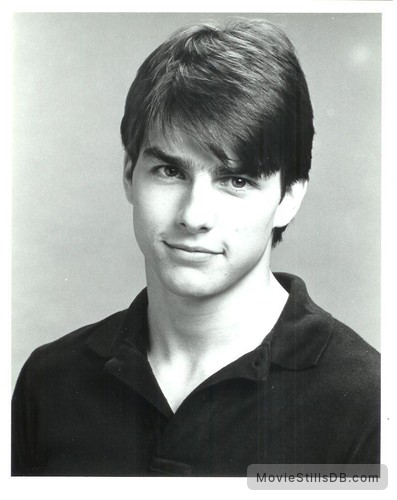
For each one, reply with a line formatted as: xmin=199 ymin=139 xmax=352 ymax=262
xmin=273 ymin=180 xmax=308 ymax=228
xmin=123 ymin=152 xmax=134 ymax=205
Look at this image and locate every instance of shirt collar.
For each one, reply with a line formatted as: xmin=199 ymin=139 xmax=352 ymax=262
xmin=86 ymin=273 xmax=334 ymax=381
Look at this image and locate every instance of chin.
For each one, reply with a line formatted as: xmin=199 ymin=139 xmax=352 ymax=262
xmin=165 ymin=280 xmax=217 ymax=299
xmin=159 ymin=271 xmax=223 ymax=299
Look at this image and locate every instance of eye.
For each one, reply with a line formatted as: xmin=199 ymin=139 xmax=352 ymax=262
xmin=231 ymin=177 xmax=247 ymax=189
xmin=219 ymin=175 xmax=256 ymax=192
xmin=163 ymin=166 xmax=180 ymax=177
xmin=154 ymin=165 xmax=185 ymax=180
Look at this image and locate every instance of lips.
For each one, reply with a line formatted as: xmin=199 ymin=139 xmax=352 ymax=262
xmin=164 ymin=241 xmax=222 ymax=255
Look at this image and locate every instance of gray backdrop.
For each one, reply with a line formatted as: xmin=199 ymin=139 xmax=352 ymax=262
xmin=12 ymin=13 xmax=381 ymax=389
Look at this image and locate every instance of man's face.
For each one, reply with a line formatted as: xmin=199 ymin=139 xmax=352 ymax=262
xmin=124 ymin=125 xmax=291 ymax=299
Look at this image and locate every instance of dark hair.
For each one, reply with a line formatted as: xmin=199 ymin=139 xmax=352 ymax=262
xmin=121 ymin=19 xmax=314 ymax=245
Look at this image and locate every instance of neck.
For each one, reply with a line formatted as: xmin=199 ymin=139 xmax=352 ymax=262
xmin=146 ymin=266 xmax=288 ymax=365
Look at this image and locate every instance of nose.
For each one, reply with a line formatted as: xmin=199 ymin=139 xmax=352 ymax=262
xmin=177 ymin=177 xmax=216 ymax=234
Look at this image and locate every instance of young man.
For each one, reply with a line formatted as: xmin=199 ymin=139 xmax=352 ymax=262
xmin=12 ymin=19 xmax=380 ymax=476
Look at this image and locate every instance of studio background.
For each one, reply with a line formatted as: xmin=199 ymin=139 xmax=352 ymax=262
xmin=12 ymin=13 xmax=381 ymax=389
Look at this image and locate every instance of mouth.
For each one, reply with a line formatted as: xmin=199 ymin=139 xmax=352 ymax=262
xmin=164 ymin=242 xmax=223 ymax=255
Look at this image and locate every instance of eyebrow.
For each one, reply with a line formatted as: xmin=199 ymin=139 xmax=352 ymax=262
xmin=143 ymin=146 xmax=192 ymax=171
xmin=142 ymin=146 xmax=253 ymax=177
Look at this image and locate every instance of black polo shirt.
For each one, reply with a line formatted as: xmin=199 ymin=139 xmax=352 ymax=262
xmin=12 ymin=273 xmax=380 ymax=476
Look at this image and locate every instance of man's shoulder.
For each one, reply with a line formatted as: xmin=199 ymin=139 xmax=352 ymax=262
xmin=274 ymin=272 xmax=380 ymax=400
xmin=315 ymin=315 xmax=380 ymax=414
xmin=22 ymin=309 xmax=129 ymax=378
xmin=325 ymin=316 xmax=380 ymax=374
xmin=272 ymin=272 xmax=379 ymax=371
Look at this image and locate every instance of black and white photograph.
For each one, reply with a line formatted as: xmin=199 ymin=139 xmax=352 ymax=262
xmin=7 ymin=5 xmax=389 ymax=489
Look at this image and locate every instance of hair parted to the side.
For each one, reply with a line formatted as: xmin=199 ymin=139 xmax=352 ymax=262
xmin=120 ymin=19 xmax=314 ymax=245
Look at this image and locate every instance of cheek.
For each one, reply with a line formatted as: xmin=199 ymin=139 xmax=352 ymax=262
xmin=132 ymin=204 xmax=147 ymax=252
xmin=132 ymin=191 xmax=172 ymax=243
xmin=132 ymin=192 xmax=155 ymax=245
xmin=133 ymin=200 xmax=155 ymax=234
xmin=227 ymin=202 xmax=278 ymax=239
